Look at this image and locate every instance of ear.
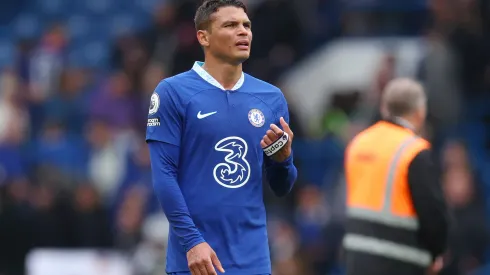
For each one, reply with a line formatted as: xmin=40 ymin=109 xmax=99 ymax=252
xmin=196 ymin=30 xmax=210 ymax=47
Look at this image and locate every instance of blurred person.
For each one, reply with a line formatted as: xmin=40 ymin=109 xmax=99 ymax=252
xmin=0 ymin=179 xmax=36 ymax=275
xmin=131 ymin=213 xmax=170 ymax=275
xmin=268 ymin=219 xmax=307 ymax=275
xmin=0 ymin=70 xmax=30 ymax=145
xmin=321 ymin=175 xmax=348 ymax=274
xmin=244 ymin=0 xmax=302 ymax=82
xmin=268 ymin=219 xmax=299 ymax=264
xmin=320 ymin=90 xmax=362 ymax=141
xmin=27 ymin=23 xmax=68 ymax=139
xmin=70 ymin=183 xmax=112 ymax=248
xmin=90 ymin=71 xmax=139 ymax=132
xmin=30 ymin=184 xmax=66 ymax=248
xmin=112 ymin=137 xmax=159 ymax=225
xmin=367 ymin=53 xmax=397 ymax=124
xmin=0 ymin=71 xmax=29 ymax=186
xmin=111 ymin=33 xmax=149 ymax=92
xmin=43 ymin=68 xmax=90 ymax=135
xmin=146 ymin=1 xmax=298 ymax=274
xmin=416 ymin=34 xmax=462 ymax=150
xmin=0 ymin=143 xmax=26 ymax=186
xmin=32 ymin=120 xmax=87 ymax=182
xmin=168 ymin=1 xmax=209 ymax=76
xmin=439 ymin=142 xmax=490 ymax=275
xmin=15 ymin=38 xmax=36 ymax=84
xmin=272 ymin=258 xmax=307 ymax=275
xmin=114 ymin=185 xmax=146 ymax=253
xmin=86 ymin=118 xmax=127 ymax=199
xmin=140 ymin=1 xmax=178 ymax=74
xmin=294 ymin=185 xmax=330 ymax=273
xmin=28 ymin=23 xmax=67 ymax=102
xmin=143 ymin=63 xmax=167 ymax=97
xmin=441 ymin=140 xmax=470 ymax=170
xmin=343 ymin=78 xmax=449 ymax=275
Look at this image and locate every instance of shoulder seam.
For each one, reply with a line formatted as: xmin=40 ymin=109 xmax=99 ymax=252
xmin=163 ymin=79 xmax=215 ymax=105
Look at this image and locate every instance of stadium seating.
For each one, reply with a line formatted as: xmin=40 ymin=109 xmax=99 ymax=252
xmin=0 ymin=0 xmax=158 ymax=69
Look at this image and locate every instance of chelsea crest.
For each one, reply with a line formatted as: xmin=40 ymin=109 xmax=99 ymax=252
xmin=248 ymin=109 xmax=265 ymax=127
xmin=149 ymin=93 xmax=160 ymax=115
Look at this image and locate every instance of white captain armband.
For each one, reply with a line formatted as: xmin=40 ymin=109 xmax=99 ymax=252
xmin=263 ymin=132 xmax=289 ymax=157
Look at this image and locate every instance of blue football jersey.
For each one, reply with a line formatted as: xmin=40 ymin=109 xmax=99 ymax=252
xmin=146 ymin=62 xmax=290 ymax=274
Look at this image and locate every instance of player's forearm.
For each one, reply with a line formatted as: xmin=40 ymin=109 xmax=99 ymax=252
xmin=264 ymin=153 xmax=297 ymax=197
xmin=148 ymin=141 xmax=205 ymax=252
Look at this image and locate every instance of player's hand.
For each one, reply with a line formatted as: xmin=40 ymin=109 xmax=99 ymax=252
xmin=427 ymin=256 xmax=444 ymax=275
xmin=187 ymin=242 xmax=225 ymax=275
xmin=261 ymin=117 xmax=294 ymax=162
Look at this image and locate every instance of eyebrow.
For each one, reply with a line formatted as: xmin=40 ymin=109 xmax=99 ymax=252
xmin=221 ymin=20 xmax=252 ymax=26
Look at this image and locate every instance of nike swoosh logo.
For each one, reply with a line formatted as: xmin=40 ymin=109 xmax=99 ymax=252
xmin=197 ymin=111 xmax=217 ymax=119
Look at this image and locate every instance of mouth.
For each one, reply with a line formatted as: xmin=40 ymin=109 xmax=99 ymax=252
xmin=235 ymin=40 xmax=250 ymax=50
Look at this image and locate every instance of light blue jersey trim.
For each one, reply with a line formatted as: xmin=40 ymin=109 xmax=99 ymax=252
xmin=192 ymin=61 xmax=245 ymax=91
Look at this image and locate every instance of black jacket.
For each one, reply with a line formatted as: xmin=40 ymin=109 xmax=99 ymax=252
xmin=408 ymin=148 xmax=449 ymax=259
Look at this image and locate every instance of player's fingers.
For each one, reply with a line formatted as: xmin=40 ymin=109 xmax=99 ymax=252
xmin=280 ymin=117 xmax=293 ymax=136
xmin=198 ymin=264 xmax=208 ymax=275
xmin=211 ymin=253 xmax=225 ymax=273
xmin=192 ymin=259 xmax=207 ymax=275
xmin=263 ymin=135 xmax=273 ymax=145
xmin=269 ymin=124 xmax=284 ymax=136
xmin=260 ymin=140 xmax=267 ymax=148
xmin=266 ymin=129 xmax=278 ymax=140
xmin=190 ymin=265 xmax=202 ymax=275
xmin=205 ymin=259 xmax=217 ymax=275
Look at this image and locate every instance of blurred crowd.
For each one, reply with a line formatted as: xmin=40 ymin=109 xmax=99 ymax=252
xmin=0 ymin=0 xmax=489 ymax=275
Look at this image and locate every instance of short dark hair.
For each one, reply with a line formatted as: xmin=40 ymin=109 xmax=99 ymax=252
xmin=194 ymin=0 xmax=247 ymax=31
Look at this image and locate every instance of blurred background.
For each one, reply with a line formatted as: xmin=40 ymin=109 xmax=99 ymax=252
xmin=0 ymin=0 xmax=488 ymax=274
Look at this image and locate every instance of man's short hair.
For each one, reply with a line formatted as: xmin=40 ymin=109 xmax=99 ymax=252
xmin=381 ymin=78 xmax=426 ymax=117
xmin=194 ymin=0 xmax=247 ymax=31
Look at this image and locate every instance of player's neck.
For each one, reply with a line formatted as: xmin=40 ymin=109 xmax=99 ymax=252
xmin=202 ymin=59 xmax=243 ymax=90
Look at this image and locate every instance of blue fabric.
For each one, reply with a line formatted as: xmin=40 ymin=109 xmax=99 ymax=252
xmin=146 ymin=65 xmax=297 ymax=274
xmin=0 ymin=145 xmax=26 ymax=184
xmin=148 ymin=141 xmax=206 ymax=254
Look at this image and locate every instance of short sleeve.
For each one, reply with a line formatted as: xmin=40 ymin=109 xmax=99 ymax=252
xmin=146 ymin=80 xmax=183 ymax=146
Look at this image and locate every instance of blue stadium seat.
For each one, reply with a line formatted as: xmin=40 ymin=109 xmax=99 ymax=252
xmin=0 ymin=40 xmax=15 ymax=69
xmin=0 ymin=27 xmax=11 ymax=40
xmin=36 ymin=0 xmax=64 ymax=15
xmin=83 ymin=40 xmax=110 ymax=66
xmin=67 ymin=15 xmax=91 ymax=41
xmin=84 ymin=0 xmax=113 ymax=14
xmin=108 ymin=13 xmax=148 ymax=38
xmin=68 ymin=40 xmax=109 ymax=69
xmin=12 ymin=13 xmax=42 ymax=39
xmin=134 ymin=0 xmax=162 ymax=14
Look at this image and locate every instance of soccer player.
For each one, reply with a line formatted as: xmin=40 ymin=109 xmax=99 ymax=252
xmin=146 ymin=1 xmax=298 ymax=275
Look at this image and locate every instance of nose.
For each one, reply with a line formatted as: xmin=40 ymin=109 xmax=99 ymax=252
xmin=237 ymin=24 xmax=249 ymax=36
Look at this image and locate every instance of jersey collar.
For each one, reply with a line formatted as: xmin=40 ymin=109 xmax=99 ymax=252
xmin=192 ymin=61 xmax=244 ymax=91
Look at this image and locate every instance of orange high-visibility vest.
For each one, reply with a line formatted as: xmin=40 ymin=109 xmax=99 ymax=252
xmin=343 ymin=121 xmax=432 ymax=267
